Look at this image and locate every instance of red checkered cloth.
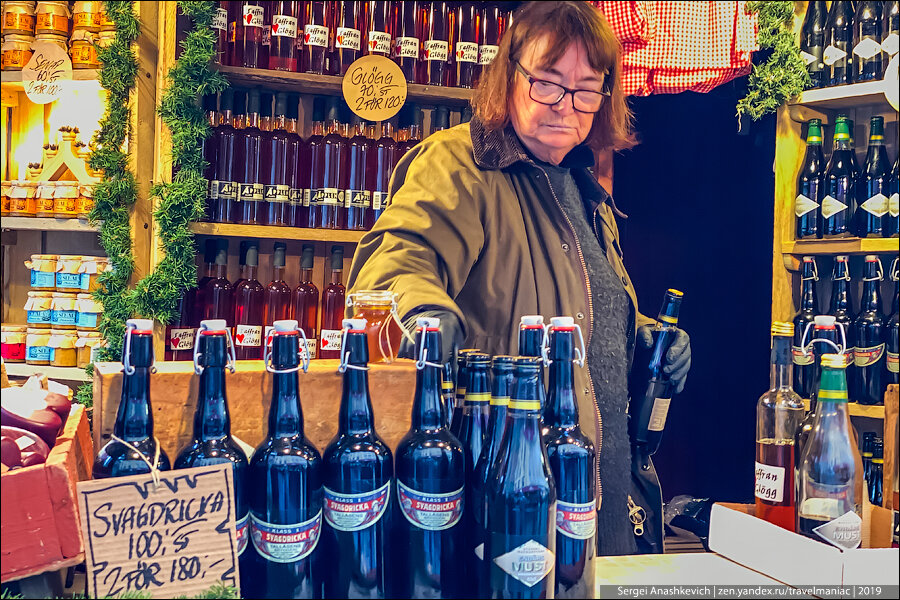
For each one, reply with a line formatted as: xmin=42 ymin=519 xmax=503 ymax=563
xmin=596 ymin=1 xmax=758 ymax=96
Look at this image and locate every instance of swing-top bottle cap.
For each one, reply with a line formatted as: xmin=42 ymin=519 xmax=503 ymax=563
xmin=200 ymin=319 xmax=228 ymax=333
xmin=520 ymin=315 xmax=544 ymax=326
xmin=127 ymin=318 xmax=153 ymax=333
xmin=836 ymin=255 xmax=849 ymax=262
xmin=343 ymin=318 xmax=367 ymax=331
xmin=416 ymin=316 xmax=440 ymax=329
xmin=803 ymin=256 xmax=815 ymax=263
xmin=550 ymin=316 xmax=575 ymax=328
xmin=273 ymin=319 xmax=299 ymax=333
xmin=814 ymin=315 xmax=836 ymax=328
xmin=865 ymin=255 xmax=878 ymax=262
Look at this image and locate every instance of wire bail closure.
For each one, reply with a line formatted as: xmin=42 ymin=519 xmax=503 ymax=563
xmin=800 ymin=320 xmax=847 ymax=357
xmin=265 ymin=329 xmax=311 ymax=374
xmin=111 ymin=434 xmax=163 ymax=490
xmin=891 ymin=257 xmax=899 ymax=282
xmin=538 ymin=324 xmax=551 ymax=367
xmin=338 ymin=326 xmax=370 ymax=373
xmin=801 ymin=259 xmax=819 ymax=282
xmin=415 ymin=333 xmax=443 ymax=371
xmin=862 ymin=257 xmax=884 ymax=282
xmin=193 ymin=322 xmax=237 ymax=375
xmin=122 ymin=321 xmax=156 ymax=376
xmin=545 ymin=322 xmax=587 ymax=368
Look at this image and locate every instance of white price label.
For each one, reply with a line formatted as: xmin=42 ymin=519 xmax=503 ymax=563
xmin=424 ymin=40 xmax=449 ymax=62
xmin=368 ymin=30 xmax=392 ymax=54
xmin=235 ymin=324 xmax=262 ymax=347
xmin=394 ymin=36 xmax=420 ymax=58
xmin=168 ymin=328 xmax=196 ymax=351
xmin=304 ymin=24 xmax=328 ymax=47
xmin=242 ymin=4 xmax=265 ymax=28
xmin=456 ymin=41 xmax=478 ymax=63
xmin=479 ymin=44 xmax=499 ymax=66
xmin=336 ymin=27 xmax=361 ymax=50
xmin=320 ymin=329 xmax=343 ymax=352
xmin=212 ymin=7 xmax=228 ymax=31
xmin=754 ymin=461 xmax=785 ymax=503
xmin=647 ymin=398 xmax=671 ymax=432
xmin=794 ymin=193 xmax=819 ymax=217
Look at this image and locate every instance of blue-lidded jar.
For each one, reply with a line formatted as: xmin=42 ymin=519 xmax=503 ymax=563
xmin=25 ymin=254 xmax=57 ymax=290
xmin=75 ymin=293 xmax=102 ymax=330
xmin=50 ymin=292 xmax=78 ymax=329
xmin=55 ymin=255 xmax=83 ymax=292
xmin=24 ymin=291 xmax=53 ymax=328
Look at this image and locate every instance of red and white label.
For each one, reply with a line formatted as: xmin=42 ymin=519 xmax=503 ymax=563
xmin=368 ymin=30 xmax=391 ymax=54
xmin=212 ymin=7 xmax=228 ymax=31
xmin=320 ymin=329 xmax=343 ymax=352
xmin=236 ymin=513 xmax=249 ymax=556
xmin=478 ymin=44 xmax=499 ymax=66
xmin=755 ymin=461 xmax=786 ymax=504
xmin=336 ymin=27 xmax=361 ymax=50
xmin=251 ymin=511 xmax=322 ymax=563
xmin=556 ymin=499 xmax=596 ymax=540
xmin=304 ymin=24 xmax=329 ymax=47
xmin=393 ymin=36 xmax=419 ymax=59
xmin=854 ymin=344 xmax=885 ymax=368
xmin=271 ymin=15 xmax=298 ymax=38
xmin=242 ymin=4 xmax=265 ymax=28
xmin=324 ymin=482 xmax=391 ymax=532
xmin=235 ymin=324 xmax=263 ymax=347
xmin=168 ymin=328 xmax=196 ymax=351
xmin=456 ymin=41 xmax=478 ymax=63
xmin=424 ymin=40 xmax=449 ymax=62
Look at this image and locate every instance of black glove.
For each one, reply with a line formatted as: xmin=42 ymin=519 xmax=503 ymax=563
xmin=637 ymin=325 xmax=691 ymax=394
xmin=398 ymin=309 xmax=464 ymax=365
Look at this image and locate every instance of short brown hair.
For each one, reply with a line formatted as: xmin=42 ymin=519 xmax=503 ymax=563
xmin=473 ymin=1 xmax=635 ymax=152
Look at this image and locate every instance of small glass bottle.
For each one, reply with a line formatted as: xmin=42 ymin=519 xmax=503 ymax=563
xmin=367 ymin=120 xmax=396 ymax=228
xmin=202 ymin=239 xmax=234 ymax=326
xmin=293 ymin=245 xmax=319 ymax=360
xmin=268 ymin=0 xmax=300 ymax=71
xmin=366 ymin=0 xmax=393 ymax=57
xmin=237 ymin=88 xmax=265 ymax=225
xmin=345 ymin=114 xmax=371 ymax=231
xmin=332 ymin=0 xmax=364 ymax=75
xmin=232 ymin=1 xmax=266 ymax=68
xmin=303 ymin=0 xmax=331 ymax=74
xmin=263 ymin=243 xmax=292 ymax=346
xmin=319 ymin=246 xmax=346 ymax=360
xmin=233 ymin=241 xmax=266 ymax=360
xmin=454 ymin=2 xmax=479 ymax=88
xmin=419 ymin=1 xmax=450 ymax=86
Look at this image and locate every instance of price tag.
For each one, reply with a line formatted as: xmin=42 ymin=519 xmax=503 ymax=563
xmin=22 ymin=41 xmax=73 ymax=105
xmin=76 ymin=464 xmax=240 ymax=599
xmin=342 ymin=55 xmax=408 ymax=122
xmin=754 ymin=461 xmax=785 ymax=503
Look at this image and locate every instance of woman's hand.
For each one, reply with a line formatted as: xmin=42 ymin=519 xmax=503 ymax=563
xmin=398 ymin=310 xmax=464 ymax=364
xmin=637 ymin=326 xmax=691 ymax=394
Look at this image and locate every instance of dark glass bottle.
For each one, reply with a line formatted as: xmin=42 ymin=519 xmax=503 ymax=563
xmin=800 ymin=1 xmax=828 ymax=88
xmin=193 ymin=238 xmax=219 ymax=329
xmin=795 ymin=119 xmax=825 ymax=240
xmin=449 ymin=348 xmax=478 ymax=436
xmin=233 ymin=1 xmax=266 ymax=68
xmin=345 ymin=114 xmax=371 ymax=231
xmin=319 ymin=246 xmax=346 ymax=359
xmin=396 ymin=104 xmax=423 ymax=157
xmin=543 ymin=317 xmax=596 ymax=598
xmin=285 ymin=93 xmax=303 ymax=227
xmin=309 ymin=97 xmax=347 ymax=230
xmin=862 ymin=431 xmax=876 ymax=483
xmin=485 ymin=356 xmax=557 ymax=599
xmin=852 ymin=256 xmax=886 ymax=405
xmin=322 ymin=319 xmax=393 ymax=599
xmin=237 ymin=88 xmax=265 ymax=225
xmin=430 ymin=105 xmax=449 ymax=135
xmin=293 ymin=244 xmax=320 ymax=360
xmin=264 ymin=243 xmax=292 ymax=346
xmin=367 ymin=0 xmax=393 ymax=57
xmin=869 ymin=438 xmax=884 ymax=506
xmin=176 ymin=320 xmax=250 ymax=565
xmin=441 ymin=362 xmax=455 ymax=427
xmin=297 ymin=97 xmax=325 ymax=228
xmin=793 ymin=257 xmax=820 ymax=398
xmin=260 ymin=1 xmax=271 ymax=68
xmin=165 ymin=292 xmax=196 ymax=361
xmin=887 ymin=258 xmax=899 ymax=384
xmin=392 ymin=0 xmax=420 ymax=83
xmin=853 ymin=1 xmax=883 ymax=82
xmin=233 ymin=240 xmax=250 ymax=291
xmin=93 ymin=320 xmax=172 ymax=479
xmin=303 ymin=0 xmax=331 ymax=74
xmin=419 ymin=1 xmax=450 ymax=86
xmin=518 ymin=315 xmax=547 ymax=414
xmin=366 ymin=120 xmax=396 ymax=228
xmin=829 ymin=255 xmax=857 ymax=394
xmin=263 ymin=92 xmax=293 ymax=226
xmin=454 ymin=1 xmax=479 ymax=88
xmin=795 ymin=315 xmax=843 ymax=463
xmin=233 ymin=241 xmax=266 ymax=360
xmin=202 ymin=94 xmax=219 ymax=222
xmin=886 ymin=157 xmax=900 ymax=238
xmin=822 ymin=116 xmax=855 ymax=238
xmin=203 ymin=239 xmax=234 ymax=326
xmin=857 ymin=116 xmax=891 ymax=238
xmin=212 ymin=88 xmax=238 ymax=224
xmin=394 ymin=317 xmax=466 ymax=599
xmin=885 ymin=1 xmax=900 ymax=62
xmin=477 ymin=2 xmax=506 ymax=85
xmin=269 ymin=0 xmax=300 ymax=71
xmin=213 ymin=1 xmax=229 ymax=65
xmin=824 ymin=0 xmax=853 ymax=86
xmin=332 ymin=0 xmax=364 ymax=75
xmin=246 ymin=319 xmax=323 ymax=599
xmin=628 ymin=289 xmax=684 ymax=469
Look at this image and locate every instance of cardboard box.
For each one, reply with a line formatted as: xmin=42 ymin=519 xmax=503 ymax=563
xmin=709 ymin=503 xmax=898 ymax=588
xmin=1 ymin=404 xmax=94 ymax=582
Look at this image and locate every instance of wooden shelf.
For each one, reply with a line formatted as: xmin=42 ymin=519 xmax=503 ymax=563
xmin=1 ymin=69 xmax=101 ymax=91
xmin=802 ymin=398 xmax=885 ymax=420
xmin=790 ymin=79 xmax=897 ymax=113
xmin=782 ymin=237 xmax=899 ymax=256
xmin=3 ymin=363 xmax=91 ymax=382
xmin=189 ymin=221 xmax=367 ymax=243
xmin=1 ymin=217 xmax=99 ymax=232
xmin=217 ymin=65 xmax=473 ymax=106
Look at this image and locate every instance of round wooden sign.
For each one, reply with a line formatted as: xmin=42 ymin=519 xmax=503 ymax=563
xmin=342 ymin=54 xmax=408 ymax=122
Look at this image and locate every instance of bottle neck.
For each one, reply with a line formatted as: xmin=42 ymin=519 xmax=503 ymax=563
xmin=246 ymin=113 xmax=260 ymax=129
xmin=770 ymin=335 xmax=794 ymax=392
xmin=300 ymin=267 xmax=314 ymax=283
xmin=861 ymin=279 xmax=880 ymax=311
xmin=546 ymin=334 xmax=578 ymax=427
xmin=270 ymin=337 xmax=303 ymax=438
xmin=340 ymin=336 xmax=374 ymax=435
xmin=195 ymin=365 xmax=231 ymax=440
xmin=286 ymin=118 xmax=299 ymax=134
xmin=220 ymin=110 xmax=233 ymax=127
xmin=831 ymin=277 xmax=851 ymax=311
xmin=260 ymin=116 xmax=272 ymax=132
xmin=242 ymin=264 xmax=258 ymax=282
xmin=115 ymin=367 xmax=153 ymax=442
xmin=466 ymin=365 xmax=490 ymax=398
xmin=518 ymin=327 xmax=543 ymax=357
xmin=412 ymin=330 xmax=444 ymax=430
xmin=208 ymin=110 xmax=218 ymax=128
xmin=312 ymin=121 xmax=324 ymax=136
xmin=214 ymin=263 xmax=228 ymax=280
xmin=330 ymin=268 xmax=342 ymax=285
xmin=272 ymin=265 xmax=285 ymax=283
xmin=800 ymin=275 xmax=817 ymax=309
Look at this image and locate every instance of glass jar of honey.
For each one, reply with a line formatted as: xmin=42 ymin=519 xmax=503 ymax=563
xmin=1 ymin=181 xmax=11 ymax=216
xmin=26 ymin=328 xmax=52 ymax=365
xmin=35 ymin=1 xmax=70 ymax=36
xmin=78 ymin=256 xmax=108 ymax=292
xmin=51 ymin=293 xmax=78 ymax=329
xmin=53 ymin=181 xmax=79 ymax=217
xmin=76 ymin=330 xmax=104 ymax=368
xmin=55 ymin=255 xmax=83 ymax=292
xmin=77 ymin=184 xmax=94 ymax=218
xmin=1 ymin=34 xmax=34 ymax=70
xmin=1 ymin=326 xmax=28 ymax=363
xmin=8 ymin=181 xmax=37 ymax=216
xmin=48 ymin=329 xmax=77 ymax=367
xmin=25 ymin=254 xmax=58 ymax=290
xmin=69 ymin=30 xmax=99 ymax=68
xmin=347 ymin=290 xmax=408 ymax=364
xmin=72 ymin=0 xmax=101 ymax=32
xmin=3 ymin=1 xmax=37 ymax=35
xmin=24 ymin=291 xmax=54 ymax=328
xmin=75 ymin=293 xmax=103 ymax=330
xmin=35 ymin=182 xmax=56 ymax=217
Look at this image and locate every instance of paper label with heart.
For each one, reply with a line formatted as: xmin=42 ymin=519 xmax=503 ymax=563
xmin=368 ymin=30 xmax=391 ymax=54
xmin=212 ymin=7 xmax=228 ymax=31
xmin=823 ymin=44 xmax=847 ymax=66
xmin=424 ymin=40 xmax=449 ymax=61
xmin=305 ymin=24 xmax=328 ymax=47
xmin=272 ymin=15 xmax=298 ymax=38
xmin=336 ymin=26 xmax=361 ymax=50
xmin=852 ymin=37 xmax=882 ymax=59
xmin=235 ymin=324 xmax=263 ymax=347
xmin=394 ymin=36 xmax=420 ymax=58
xmin=860 ymin=193 xmax=889 ymax=217
xmin=821 ymin=194 xmax=848 ymax=219
xmin=300 ymin=337 xmax=317 ymax=360
xmin=168 ymin=328 xmax=196 ymax=351
xmin=479 ymin=44 xmax=499 ymax=66
xmin=320 ymin=329 xmax=343 ymax=352
xmin=456 ymin=41 xmax=478 ymax=63
xmin=794 ymin=193 xmax=819 ymax=217
xmin=242 ymin=4 xmax=265 ymax=28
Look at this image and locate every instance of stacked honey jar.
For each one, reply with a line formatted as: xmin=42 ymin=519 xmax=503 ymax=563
xmin=1 ymin=1 xmax=113 ymax=72
xmin=0 ymin=254 xmax=110 ymax=369
xmin=1 ymin=179 xmax=93 ymax=219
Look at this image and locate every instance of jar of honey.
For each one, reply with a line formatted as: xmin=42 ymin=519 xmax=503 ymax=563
xmin=2 ymin=181 xmax=12 ymax=216
xmin=24 ymin=291 xmax=54 ymax=328
xmin=48 ymin=329 xmax=77 ymax=367
xmin=347 ymin=290 xmax=406 ymax=364
xmin=26 ymin=328 xmax=52 ymax=365
xmin=69 ymin=30 xmax=99 ymax=69
xmin=35 ymin=182 xmax=56 ymax=217
xmin=78 ymin=256 xmax=108 ymax=292
xmin=53 ymin=181 xmax=78 ymax=217
xmin=99 ymin=5 xmax=115 ymax=31
xmin=33 ymin=32 xmax=68 ymax=53
xmin=1 ymin=326 xmax=28 ymax=363
xmin=55 ymin=255 xmax=83 ymax=291
xmin=25 ymin=254 xmax=58 ymax=290
xmin=3 ymin=2 xmax=36 ymax=35
xmin=77 ymin=184 xmax=94 ymax=218
xmin=72 ymin=0 xmax=101 ymax=32
xmin=75 ymin=293 xmax=103 ymax=330
xmin=1 ymin=33 xmax=35 ymax=70
xmin=50 ymin=293 xmax=78 ymax=329
xmin=35 ymin=1 xmax=70 ymax=36
xmin=8 ymin=181 xmax=37 ymax=216
xmin=97 ymin=29 xmax=115 ymax=49
xmin=76 ymin=330 xmax=104 ymax=368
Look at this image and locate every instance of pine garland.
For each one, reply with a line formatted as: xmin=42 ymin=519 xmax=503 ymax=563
xmin=737 ymin=1 xmax=811 ymax=121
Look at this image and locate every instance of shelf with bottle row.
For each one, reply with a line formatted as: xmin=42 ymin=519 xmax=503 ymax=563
xmin=781 ymin=237 xmax=899 ymax=256
xmin=216 ymin=65 xmax=474 ymax=107
xmin=787 ymin=79 xmax=899 ymax=122
xmin=801 ymin=398 xmax=885 ymax=420
xmin=1 ymin=217 xmax=100 ymax=232
xmin=3 ymin=363 xmax=91 ymax=383
xmin=0 ymin=69 xmax=101 ymax=92
xmin=189 ymin=221 xmax=367 ymax=243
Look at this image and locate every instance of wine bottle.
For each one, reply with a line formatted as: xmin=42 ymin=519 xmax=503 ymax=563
xmin=853 ymin=1 xmax=884 ymax=83
xmin=799 ymin=1 xmax=828 ymax=88
xmin=795 ymin=119 xmax=825 ymax=240
xmin=824 ymin=0 xmax=853 ymax=86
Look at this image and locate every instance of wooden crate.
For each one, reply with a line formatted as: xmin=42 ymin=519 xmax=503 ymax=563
xmin=1 ymin=404 xmax=94 ymax=582
xmin=93 ymin=359 xmax=417 ymax=460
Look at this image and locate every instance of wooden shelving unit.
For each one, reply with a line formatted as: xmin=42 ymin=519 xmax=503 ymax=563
xmin=789 ymin=79 xmax=897 ymax=112
xmin=189 ymin=222 xmax=367 ymax=243
xmin=3 ymin=363 xmax=91 ymax=382
xmin=801 ymin=398 xmax=885 ymax=420
xmin=1 ymin=217 xmax=99 ymax=233
xmin=781 ymin=237 xmax=899 ymax=256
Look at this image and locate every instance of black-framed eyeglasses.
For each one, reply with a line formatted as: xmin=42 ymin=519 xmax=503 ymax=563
xmin=515 ymin=62 xmax=610 ymax=113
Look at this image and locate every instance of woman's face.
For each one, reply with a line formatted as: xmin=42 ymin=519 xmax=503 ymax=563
xmin=509 ymin=38 xmax=603 ymax=165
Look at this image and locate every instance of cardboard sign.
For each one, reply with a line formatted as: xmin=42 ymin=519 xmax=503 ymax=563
xmin=76 ymin=464 xmax=240 ymax=598
xmin=23 ymin=42 xmax=73 ymax=105
xmin=342 ymin=54 xmax=408 ymax=122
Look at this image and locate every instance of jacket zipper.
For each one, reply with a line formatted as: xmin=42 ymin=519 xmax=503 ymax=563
xmin=535 ymin=166 xmax=603 ymax=503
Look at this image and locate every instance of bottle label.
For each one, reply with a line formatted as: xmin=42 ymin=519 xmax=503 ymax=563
xmin=887 ymin=351 xmax=899 ymax=374
xmin=808 ymin=508 xmax=862 ymax=550
xmin=888 ymin=193 xmax=899 ymax=218
xmin=397 ymin=481 xmax=464 ymax=531
xmin=300 ymin=337 xmax=318 ymax=360
xmin=217 ymin=181 xmax=236 ymax=200
xmin=323 ymin=482 xmax=391 ymax=532
xmin=57 ymin=272 xmax=81 ymax=289
xmin=336 ymin=27 xmax=361 ymax=50
xmin=236 ymin=512 xmax=249 ymax=556
xmin=250 ymin=510 xmax=322 ymax=563
xmin=852 ymin=37 xmax=882 ymax=59
xmin=799 ymin=49 xmax=817 ymax=65
xmin=304 ymin=24 xmax=329 ymax=48
xmin=27 ymin=309 xmax=52 ymax=325
xmin=208 ymin=179 xmax=220 ymax=200
xmin=271 ymin=15 xmax=298 ymax=38
xmin=556 ymin=499 xmax=596 ymax=540
xmin=51 ymin=309 xmax=77 ymax=327
xmin=792 ymin=345 xmax=814 ymax=366
xmin=372 ymin=191 xmax=390 ymax=211
xmin=794 ymin=193 xmax=819 ymax=217
xmin=456 ymin=41 xmax=478 ymax=63
xmin=303 ymin=188 xmax=312 ymax=207
xmin=854 ymin=343 xmax=885 ymax=367
xmin=821 ymin=195 xmax=848 ymax=220
xmin=242 ymin=4 xmax=265 ymax=28
xmin=647 ymin=398 xmax=672 ymax=432
xmin=30 ymin=270 xmax=55 ymax=288
xmin=424 ymin=40 xmax=449 ymax=62
xmin=369 ymin=30 xmax=392 ymax=54
xmin=344 ymin=189 xmax=371 ymax=209
xmin=235 ymin=324 xmax=263 ymax=347
xmin=212 ymin=7 xmax=228 ymax=31
xmin=264 ymin=184 xmax=291 ymax=204
xmin=27 ymin=345 xmax=51 ymax=361
xmin=76 ymin=312 xmax=99 ymax=329
xmin=393 ymin=36 xmax=420 ymax=59
xmin=860 ymin=193 xmax=889 ymax=217
xmin=493 ymin=538 xmax=555 ymax=588
xmin=754 ymin=461 xmax=786 ymax=503
xmin=882 ymin=33 xmax=899 ymax=56
xmin=239 ymin=183 xmax=264 ymax=202
xmin=823 ymin=44 xmax=847 ymax=66
xmin=168 ymin=328 xmax=195 ymax=351
xmin=289 ymin=188 xmax=303 ymax=207
xmin=311 ymin=188 xmax=342 ymax=206
xmin=319 ymin=329 xmax=343 ymax=353
xmin=479 ymin=44 xmax=500 ymax=66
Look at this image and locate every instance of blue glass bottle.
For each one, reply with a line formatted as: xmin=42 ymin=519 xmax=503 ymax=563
xmin=441 ymin=362 xmax=455 ymax=429
xmin=93 ymin=319 xmax=172 ymax=479
xmin=322 ymin=319 xmax=393 ymax=598
xmin=175 ymin=320 xmax=250 ymax=575
xmin=450 ymin=348 xmax=478 ymax=436
xmin=394 ymin=317 xmax=466 ymax=598
xmin=518 ymin=315 xmax=547 ymax=412
xmin=543 ymin=317 xmax=596 ymax=598
xmin=485 ymin=357 xmax=557 ymax=599
xmin=247 ymin=320 xmax=323 ymax=599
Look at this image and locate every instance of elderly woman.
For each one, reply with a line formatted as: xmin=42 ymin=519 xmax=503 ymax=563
xmin=348 ymin=1 xmax=691 ymax=556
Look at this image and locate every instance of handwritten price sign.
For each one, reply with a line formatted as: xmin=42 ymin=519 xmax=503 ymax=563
xmin=342 ymin=55 xmax=408 ymax=122
xmin=77 ymin=464 xmax=240 ymax=598
xmin=23 ymin=42 xmax=73 ymax=105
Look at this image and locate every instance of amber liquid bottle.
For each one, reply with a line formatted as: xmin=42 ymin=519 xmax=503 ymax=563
xmin=303 ymin=0 xmax=331 ymax=74
xmin=202 ymin=94 xmax=219 ymax=222
xmin=392 ymin=1 xmax=420 ymax=83
xmin=264 ymin=92 xmax=293 ymax=226
xmin=367 ymin=0 xmax=393 ymax=56
xmin=259 ymin=92 xmax=275 ymax=224
xmin=285 ymin=93 xmax=303 ymax=228
xmin=332 ymin=0 xmax=364 ymax=75
xmin=293 ymin=244 xmax=319 ymax=359
xmin=237 ymin=88 xmax=265 ymax=225
xmin=477 ymin=2 xmax=505 ymax=86
xmin=264 ymin=243 xmax=292 ymax=347
xmin=192 ymin=239 xmax=218 ymax=327
xmin=419 ymin=1 xmax=450 ymax=86
xmin=300 ymin=97 xmax=326 ymax=228
xmin=396 ymin=104 xmax=422 ymax=157
xmin=319 ymin=246 xmax=346 ymax=359
xmin=233 ymin=241 xmax=265 ymax=360
xmin=309 ymin=98 xmax=347 ymax=230
xmin=203 ymin=240 xmax=234 ymax=326
xmin=345 ymin=115 xmax=371 ymax=231
xmin=367 ymin=120 xmax=396 ymax=228
xmin=269 ymin=0 xmax=300 ymax=71
xmin=454 ymin=1 xmax=479 ymax=88
xmin=166 ymin=293 xmax=196 ymax=361
xmin=213 ymin=1 xmax=229 ymax=65
xmin=212 ymin=89 xmax=238 ymax=224
xmin=232 ymin=1 xmax=266 ymax=68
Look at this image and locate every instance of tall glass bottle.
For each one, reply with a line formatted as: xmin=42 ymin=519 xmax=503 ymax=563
xmin=203 ymin=239 xmax=234 ymax=325
xmin=246 ymin=320 xmax=323 ymax=599
xmin=237 ymin=88 xmax=265 ymax=225
xmin=853 ymin=256 xmax=886 ymax=405
xmin=322 ymin=319 xmax=393 ymax=598
xmin=628 ymin=289 xmax=684 ymax=469
xmin=392 ymin=0 xmax=420 ymax=83
xmin=176 ymin=320 xmax=251 ymax=567
xmin=454 ymin=1 xmax=479 ymax=88
xmin=263 ymin=243 xmax=292 ymax=347
xmin=824 ymin=0 xmax=853 ymax=86
xmin=857 ymin=116 xmax=891 ymax=238
xmin=430 ymin=105 xmax=449 ymax=135
xmin=345 ymin=114 xmax=371 ymax=231
xmin=264 ymin=92 xmax=293 ymax=226
xmin=543 ymin=317 xmax=596 ymax=598
xmin=232 ymin=1 xmax=266 ymax=68
xmin=303 ymin=0 xmax=330 ymax=74
xmin=202 ymin=94 xmax=219 ymax=222
xmin=193 ymin=238 xmax=219 ymax=327
xmin=166 ymin=292 xmax=196 ymax=362
xmin=367 ymin=0 xmax=393 ymax=57
xmin=366 ymin=120 xmax=396 ymax=228
xmin=285 ymin=93 xmax=303 ymax=227
xmin=319 ymin=246 xmax=346 ymax=359
xmin=795 ymin=119 xmax=825 ymax=240
xmin=233 ymin=240 xmax=250 ymax=291
xmin=457 ymin=352 xmax=490 ymax=486
xmin=213 ymin=1 xmax=229 ymax=65
xmin=793 ymin=257 xmax=820 ymax=398
xmin=795 ymin=315 xmax=844 ymax=462
xmin=233 ymin=241 xmax=265 ymax=360
xmin=450 ymin=348 xmax=478 ymax=436
xmin=477 ymin=3 xmax=505 ymax=85
xmin=887 ymin=258 xmax=899 ymax=384
xmin=755 ymin=322 xmax=805 ymax=532
xmin=93 ymin=320 xmax=172 ymax=478
xmin=518 ymin=314 xmax=546 ymax=414
xmin=869 ymin=439 xmax=884 ymax=506
xmin=332 ymin=1 xmax=363 ymax=75
xmin=396 ymin=104 xmax=423 ymax=157
xmin=269 ymin=0 xmax=300 ymax=71
xmin=829 ymin=255 xmax=857 ymax=394
xmin=800 ymin=1 xmax=828 ymax=88
xmin=212 ymin=88 xmax=238 ymax=224
xmin=419 ymin=1 xmax=450 ymax=86
xmin=853 ymin=1 xmax=883 ymax=82
xmin=297 ymin=97 xmax=325 ymax=228
xmin=797 ymin=354 xmax=863 ymax=548
xmin=885 ymin=1 xmax=900 ymax=62
xmin=293 ymin=244 xmax=319 ymax=360
xmin=309 ymin=97 xmax=346 ymax=229
xmin=394 ymin=317 xmax=465 ymax=599
xmin=485 ymin=356 xmax=557 ymax=599
xmin=887 ymin=157 xmax=900 ymax=238
xmin=822 ymin=116 xmax=855 ymax=238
